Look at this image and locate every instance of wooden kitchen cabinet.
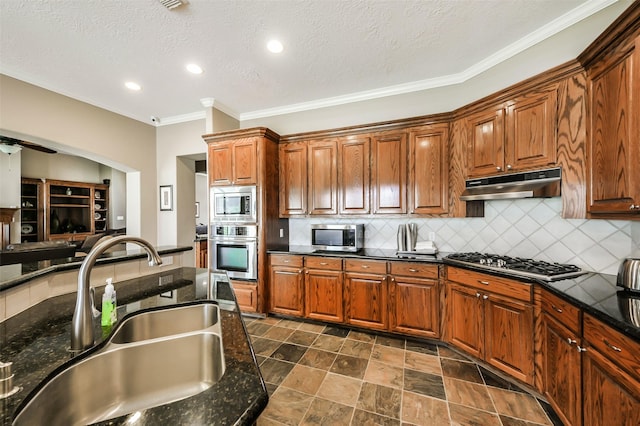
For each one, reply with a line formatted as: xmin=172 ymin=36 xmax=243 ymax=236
xmin=279 ymin=142 xmax=308 ymax=216
xmin=338 ymin=135 xmax=370 ymax=215
xmin=344 ymin=259 xmax=388 ymax=330
xmin=586 ymin=36 xmax=640 ymax=216
xmin=305 ymin=256 xmax=344 ymax=323
xmin=208 ymin=138 xmax=257 ymax=186
xmin=231 ymin=280 xmax=258 ymax=313
xmin=308 ymin=139 xmax=338 ymax=215
xmin=388 ymin=262 xmax=440 ymax=338
xmin=446 ymin=267 xmax=534 ymax=384
xmin=269 ymin=254 xmax=304 ymax=316
xmin=20 ymin=178 xmax=44 ymax=243
xmin=467 ymin=107 xmax=505 ymax=178
xmin=408 ymin=124 xmax=449 ymax=215
xmin=371 ymin=131 xmax=407 ymax=214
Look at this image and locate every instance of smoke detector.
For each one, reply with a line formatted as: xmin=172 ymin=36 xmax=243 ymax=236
xmin=159 ymin=0 xmax=186 ymax=10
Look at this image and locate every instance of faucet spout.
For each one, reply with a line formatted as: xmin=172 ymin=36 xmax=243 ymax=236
xmin=70 ymin=235 xmax=163 ymax=352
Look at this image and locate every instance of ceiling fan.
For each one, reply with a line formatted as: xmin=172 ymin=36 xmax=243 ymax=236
xmin=0 ymin=136 xmax=57 ymax=154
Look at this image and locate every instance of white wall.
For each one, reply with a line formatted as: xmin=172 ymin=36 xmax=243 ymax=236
xmin=195 ymin=173 xmax=208 ymax=226
xmin=0 ymin=150 xmax=21 ymax=243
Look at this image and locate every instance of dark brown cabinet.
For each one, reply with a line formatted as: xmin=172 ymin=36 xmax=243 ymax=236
xmin=305 ymin=257 xmax=343 ymax=323
xmin=308 ymin=139 xmax=338 ymax=215
xmin=208 ymin=138 xmax=257 ymax=186
xmin=269 ymin=254 xmax=304 ymax=316
xmin=279 ymin=142 xmax=308 ymax=216
xmin=388 ymin=262 xmax=440 ymax=338
xmin=587 ymin=36 xmax=640 ymax=216
xmin=371 ymin=131 xmax=407 ymax=214
xmin=20 ymin=178 xmax=44 ymax=243
xmin=408 ymin=124 xmax=449 ymax=215
xmin=344 ymin=259 xmax=388 ymax=330
xmin=338 ymin=135 xmax=370 ymax=215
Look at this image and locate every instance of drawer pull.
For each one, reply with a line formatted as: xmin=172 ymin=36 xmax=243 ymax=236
xmin=361 ymin=265 xmax=370 ymax=269
xmin=603 ymin=339 xmax=622 ymax=352
xmin=409 ymin=268 xmax=418 ymax=273
xmin=482 ymin=295 xmax=489 ymax=300
xmin=478 ymin=280 xmax=490 ymax=285
xmin=283 ymin=260 xmax=290 ymax=263
xmin=577 ymin=346 xmax=587 ymax=353
xmin=320 ymin=262 xmax=328 ymax=266
xmin=567 ymin=338 xmax=576 ymax=345
xmin=551 ymin=305 xmax=563 ymax=314
xmin=476 ymin=292 xmax=481 ymax=298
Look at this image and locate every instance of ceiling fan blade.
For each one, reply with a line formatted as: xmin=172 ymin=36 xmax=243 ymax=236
xmin=17 ymin=140 xmax=57 ymax=154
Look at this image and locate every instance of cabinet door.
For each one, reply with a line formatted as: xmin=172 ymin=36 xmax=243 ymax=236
xmin=389 ymin=275 xmax=439 ymax=338
xmin=484 ymin=293 xmax=534 ymax=384
xmin=408 ymin=124 xmax=449 ymax=214
xmin=308 ymin=139 xmax=338 ymax=215
xmin=209 ymin=141 xmax=233 ymax=186
xmin=231 ymin=280 xmax=258 ymax=313
xmin=588 ymin=37 xmax=640 ymax=215
xmin=270 ymin=265 xmax=304 ymax=316
xmin=446 ymin=282 xmax=483 ymax=359
xmin=305 ymin=269 xmax=343 ymax=323
xmin=467 ymin=107 xmax=505 ymax=177
xmin=232 ymin=139 xmax=257 ymax=185
xmin=541 ymin=313 xmax=582 ymax=426
xmin=279 ymin=142 xmax=308 ymax=216
xmin=344 ymin=272 xmax=388 ymax=330
xmin=582 ymin=346 xmax=640 ymax=426
xmin=339 ymin=135 xmax=370 ymax=214
xmin=505 ymin=88 xmax=557 ymax=171
xmin=371 ymin=132 xmax=407 ymax=214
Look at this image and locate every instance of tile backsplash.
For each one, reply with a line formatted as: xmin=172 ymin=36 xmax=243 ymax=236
xmin=289 ymin=198 xmax=636 ymax=275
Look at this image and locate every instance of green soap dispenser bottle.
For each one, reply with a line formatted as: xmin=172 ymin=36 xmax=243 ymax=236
xmin=101 ymin=278 xmax=117 ymax=326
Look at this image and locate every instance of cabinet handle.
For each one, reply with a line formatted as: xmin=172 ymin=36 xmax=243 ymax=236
xmin=390 ymin=277 xmax=395 ymax=282
xmin=298 ymin=269 xmax=303 ymax=274
xmin=496 ymin=166 xmax=502 ymax=171
xmin=409 ymin=268 xmax=418 ymax=273
xmin=482 ymin=295 xmax=489 ymax=300
xmin=566 ymin=338 xmax=576 ymax=345
xmin=476 ymin=292 xmax=481 ymax=298
xmin=283 ymin=260 xmax=290 ymax=263
xmin=305 ymin=271 xmax=309 ymax=275
xmin=506 ymin=164 xmax=512 ymax=170
xmin=361 ymin=265 xmax=369 ymax=269
xmin=320 ymin=262 xmax=328 ymax=266
xmin=630 ymin=204 xmax=640 ymax=210
xmin=603 ymin=339 xmax=622 ymax=352
xmin=551 ymin=305 xmax=563 ymax=314
xmin=577 ymin=346 xmax=587 ymax=353
xmin=478 ymin=280 xmax=490 ymax=285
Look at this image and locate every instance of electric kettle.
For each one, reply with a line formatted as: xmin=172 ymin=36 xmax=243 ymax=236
xmin=617 ymin=258 xmax=640 ymax=291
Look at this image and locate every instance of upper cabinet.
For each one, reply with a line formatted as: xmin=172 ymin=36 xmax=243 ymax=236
xmin=408 ymin=124 xmax=449 ymax=215
xmin=371 ymin=131 xmax=407 ymax=214
xmin=279 ymin=141 xmax=308 ymax=216
xmin=338 ymin=135 xmax=370 ymax=215
xmin=586 ymin=35 xmax=640 ymax=216
xmin=308 ymin=139 xmax=338 ymax=215
xmin=467 ymin=87 xmax=558 ymax=178
xmin=208 ymin=138 xmax=257 ymax=186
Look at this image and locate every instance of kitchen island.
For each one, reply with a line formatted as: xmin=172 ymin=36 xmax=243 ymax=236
xmin=0 ymin=267 xmax=268 ymax=425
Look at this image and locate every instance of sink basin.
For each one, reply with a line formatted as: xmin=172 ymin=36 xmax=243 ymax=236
xmin=13 ymin=301 xmax=226 ymax=426
xmin=110 ymin=301 xmax=220 ymax=344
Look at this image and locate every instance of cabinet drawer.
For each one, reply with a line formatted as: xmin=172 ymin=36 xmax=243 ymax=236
xmin=390 ymin=262 xmax=438 ymax=279
xmin=540 ymin=288 xmax=581 ymax=333
xmin=305 ymin=256 xmax=342 ymax=270
xmin=447 ymin=267 xmax=532 ymax=302
xmin=270 ymin=254 xmax=303 ymax=268
xmin=344 ymin=259 xmax=387 ymax=274
xmin=584 ymin=313 xmax=640 ymax=379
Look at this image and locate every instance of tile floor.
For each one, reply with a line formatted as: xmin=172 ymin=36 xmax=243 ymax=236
xmin=244 ymin=316 xmax=563 ymax=426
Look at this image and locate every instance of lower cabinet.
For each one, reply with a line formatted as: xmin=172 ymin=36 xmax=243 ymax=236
xmin=344 ymin=259 xmax=388 ymax=330
xmin=231 ymin=280 xmax=258 ymax=313
xmin=269 ymin=254 xmax=304 ymax=316
xmin=305 ymin=257 xmax=344 ymax=323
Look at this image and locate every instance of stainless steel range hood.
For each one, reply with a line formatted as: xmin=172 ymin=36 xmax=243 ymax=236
xmin=460 ymin=167 xmax=561 ymax=201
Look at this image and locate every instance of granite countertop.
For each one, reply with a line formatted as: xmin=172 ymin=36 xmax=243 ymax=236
xmin=0 ymin=267 xmax=268 ymax=425
xmin=269 ymin=247 xmax=640 ymax=342
xmin=0 ymin=245 xmax=192 ymax=292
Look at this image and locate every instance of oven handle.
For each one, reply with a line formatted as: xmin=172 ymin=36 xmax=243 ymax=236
xmin=209 ymin=237 xmax=257 ymax=243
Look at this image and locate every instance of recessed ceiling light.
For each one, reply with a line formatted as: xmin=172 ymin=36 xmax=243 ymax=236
xmin=186 ymin=63 xmax=203 ymax=74
xmin=125 ymin=81 xmax=141 ymax=91
xmin=267 ymin=39 xmax=284 ymax=54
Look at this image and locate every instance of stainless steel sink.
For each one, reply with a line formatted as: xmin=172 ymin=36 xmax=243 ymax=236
xmin=13 ymin=302 xmax=226 ymax=426
xmin=110 ymin=302 xmax=220 ymax=344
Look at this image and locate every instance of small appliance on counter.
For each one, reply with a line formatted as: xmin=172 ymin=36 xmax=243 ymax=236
xmin=311 ymin=224 xmax=364 ymax=252
xmin=396 ymin=224 xmax=438 ymax=257
xmin=617 ymin=258 xmax=640 ymax=292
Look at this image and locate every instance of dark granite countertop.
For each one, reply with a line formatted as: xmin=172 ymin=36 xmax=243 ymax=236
xmin=268 ymin=247 xmax=639 ymax=342
xmin=0 ymin=267 xmax=268 ymax=425
xmin=0 ymin=245 xmax=192 ymax=292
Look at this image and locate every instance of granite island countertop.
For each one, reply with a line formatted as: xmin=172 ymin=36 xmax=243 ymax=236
xmin=0 ymin=267 xmax=268 ymax=425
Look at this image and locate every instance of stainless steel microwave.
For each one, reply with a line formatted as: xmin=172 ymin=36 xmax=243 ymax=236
xmin=311 ymin=224 xmax=364 ymax=252
xmin=210 ymin=185 xmax=257 ymax=223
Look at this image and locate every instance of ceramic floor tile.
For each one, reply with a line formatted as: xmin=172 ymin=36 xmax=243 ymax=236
xmin=406 ymin=340 xmax=439 ymax=356
xmin=256 ymin=415 xmax=285 ymax=426
xmin=330 ymin=354 xmax=369 ymax=379
xmin=278 ymin=319 xmax=304 ymax=329
xmin=438 ymin=346 xmax=470 ymax=361
xmin=401 ymin=391 xmax=451 ymax=426
xmin=370 ymin=344 xmax=405 ymax=366
xmin=298 ymin=348 xmax=338 ymax=371
xmin=260 ymin=387 xmax=314 ymax=425
xmin=443 ymin=377 xmax=495 ymax=412
xmin=346 ymin=330 xmax=376 ymax=343
xmin=261 ymin=317 xmax=283 ymax=326
xmin=286 ymin=330 xmax=319 ymax=346
xmin=449 ymin=403 xmax=502 ymax=426
xmin=440 ymin=358 xmax=483 ymax=384
xmin=323 ymin=326 xmax=350 ymax=338
xmin=479 ymin=366 xmax=527 ymax=394
xmin=351 ymin=409 xmax=400 ymax=425
xmin=356 ymin=382 xmax=401 ymax=419
xmin=488 ymin=388 xmax=552 ymax=425
xmin=311 ymin=334 xmax=345 ymax=352
xmin=403 ymin=368 xmax=446 ymax=400
xmin=252 ymin=337 xmax=282 ymax=357
xmin=375 ymin=335 xmax=406 ymax=349
xmin=339 ymin=339 xmax=373 ymax=359
xmin=298 ymin=322 xmax=326 ymax=333
xmin=316 ymin=372 xmax=363 ymax=406
xmin=280 ymin=364 xmax=327 ymax=395
xmin=499 ymin=415 xmax=551 ymax=426
xmin=247 ymin=321 xmax=272 ymax=336
xmin=270 ymin=343 xmax=308 ymax=363
xmin=301 ymin=397 xmax=354 ymax=426
xmin=263 ymin=326 xmax=296 ymax=341
xmin=404 ymin=351 xmax=441 ymax=376
xmin=260 ymin=358 xmax=296 ymax=385
xmin=363 ymin=360 xmax=404 ymax=389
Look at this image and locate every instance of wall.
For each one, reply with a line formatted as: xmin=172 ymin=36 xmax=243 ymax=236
xmin=0 ymin=75 xmax=157 ymax=243
xmin=0 ymin=150 xmax=21 ymax=243
xmin=195 ymin=173 xmax=208 ymax=226
xmin=289 ymin=198 xmax=635 ymax=275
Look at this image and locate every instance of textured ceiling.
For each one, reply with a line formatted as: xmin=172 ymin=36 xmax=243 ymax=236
xmin=0 ymin=0 xmax=616 ymax=125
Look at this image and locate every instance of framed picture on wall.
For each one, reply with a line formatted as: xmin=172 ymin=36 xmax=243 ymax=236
xmin=160 ymin=185 xmax=173 ymax=211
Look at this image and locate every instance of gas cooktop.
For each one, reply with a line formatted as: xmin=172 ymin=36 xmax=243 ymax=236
xmin=445 ymin=252 xmax=586 ymax=282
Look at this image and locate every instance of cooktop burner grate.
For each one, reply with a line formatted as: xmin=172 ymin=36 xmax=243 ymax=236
xmin=445 ymin=252 xmax=585 ymax=281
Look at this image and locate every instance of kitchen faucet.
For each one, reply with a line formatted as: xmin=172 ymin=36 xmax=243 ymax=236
xmin=70 ymin=235 xmax=163 ymax=352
